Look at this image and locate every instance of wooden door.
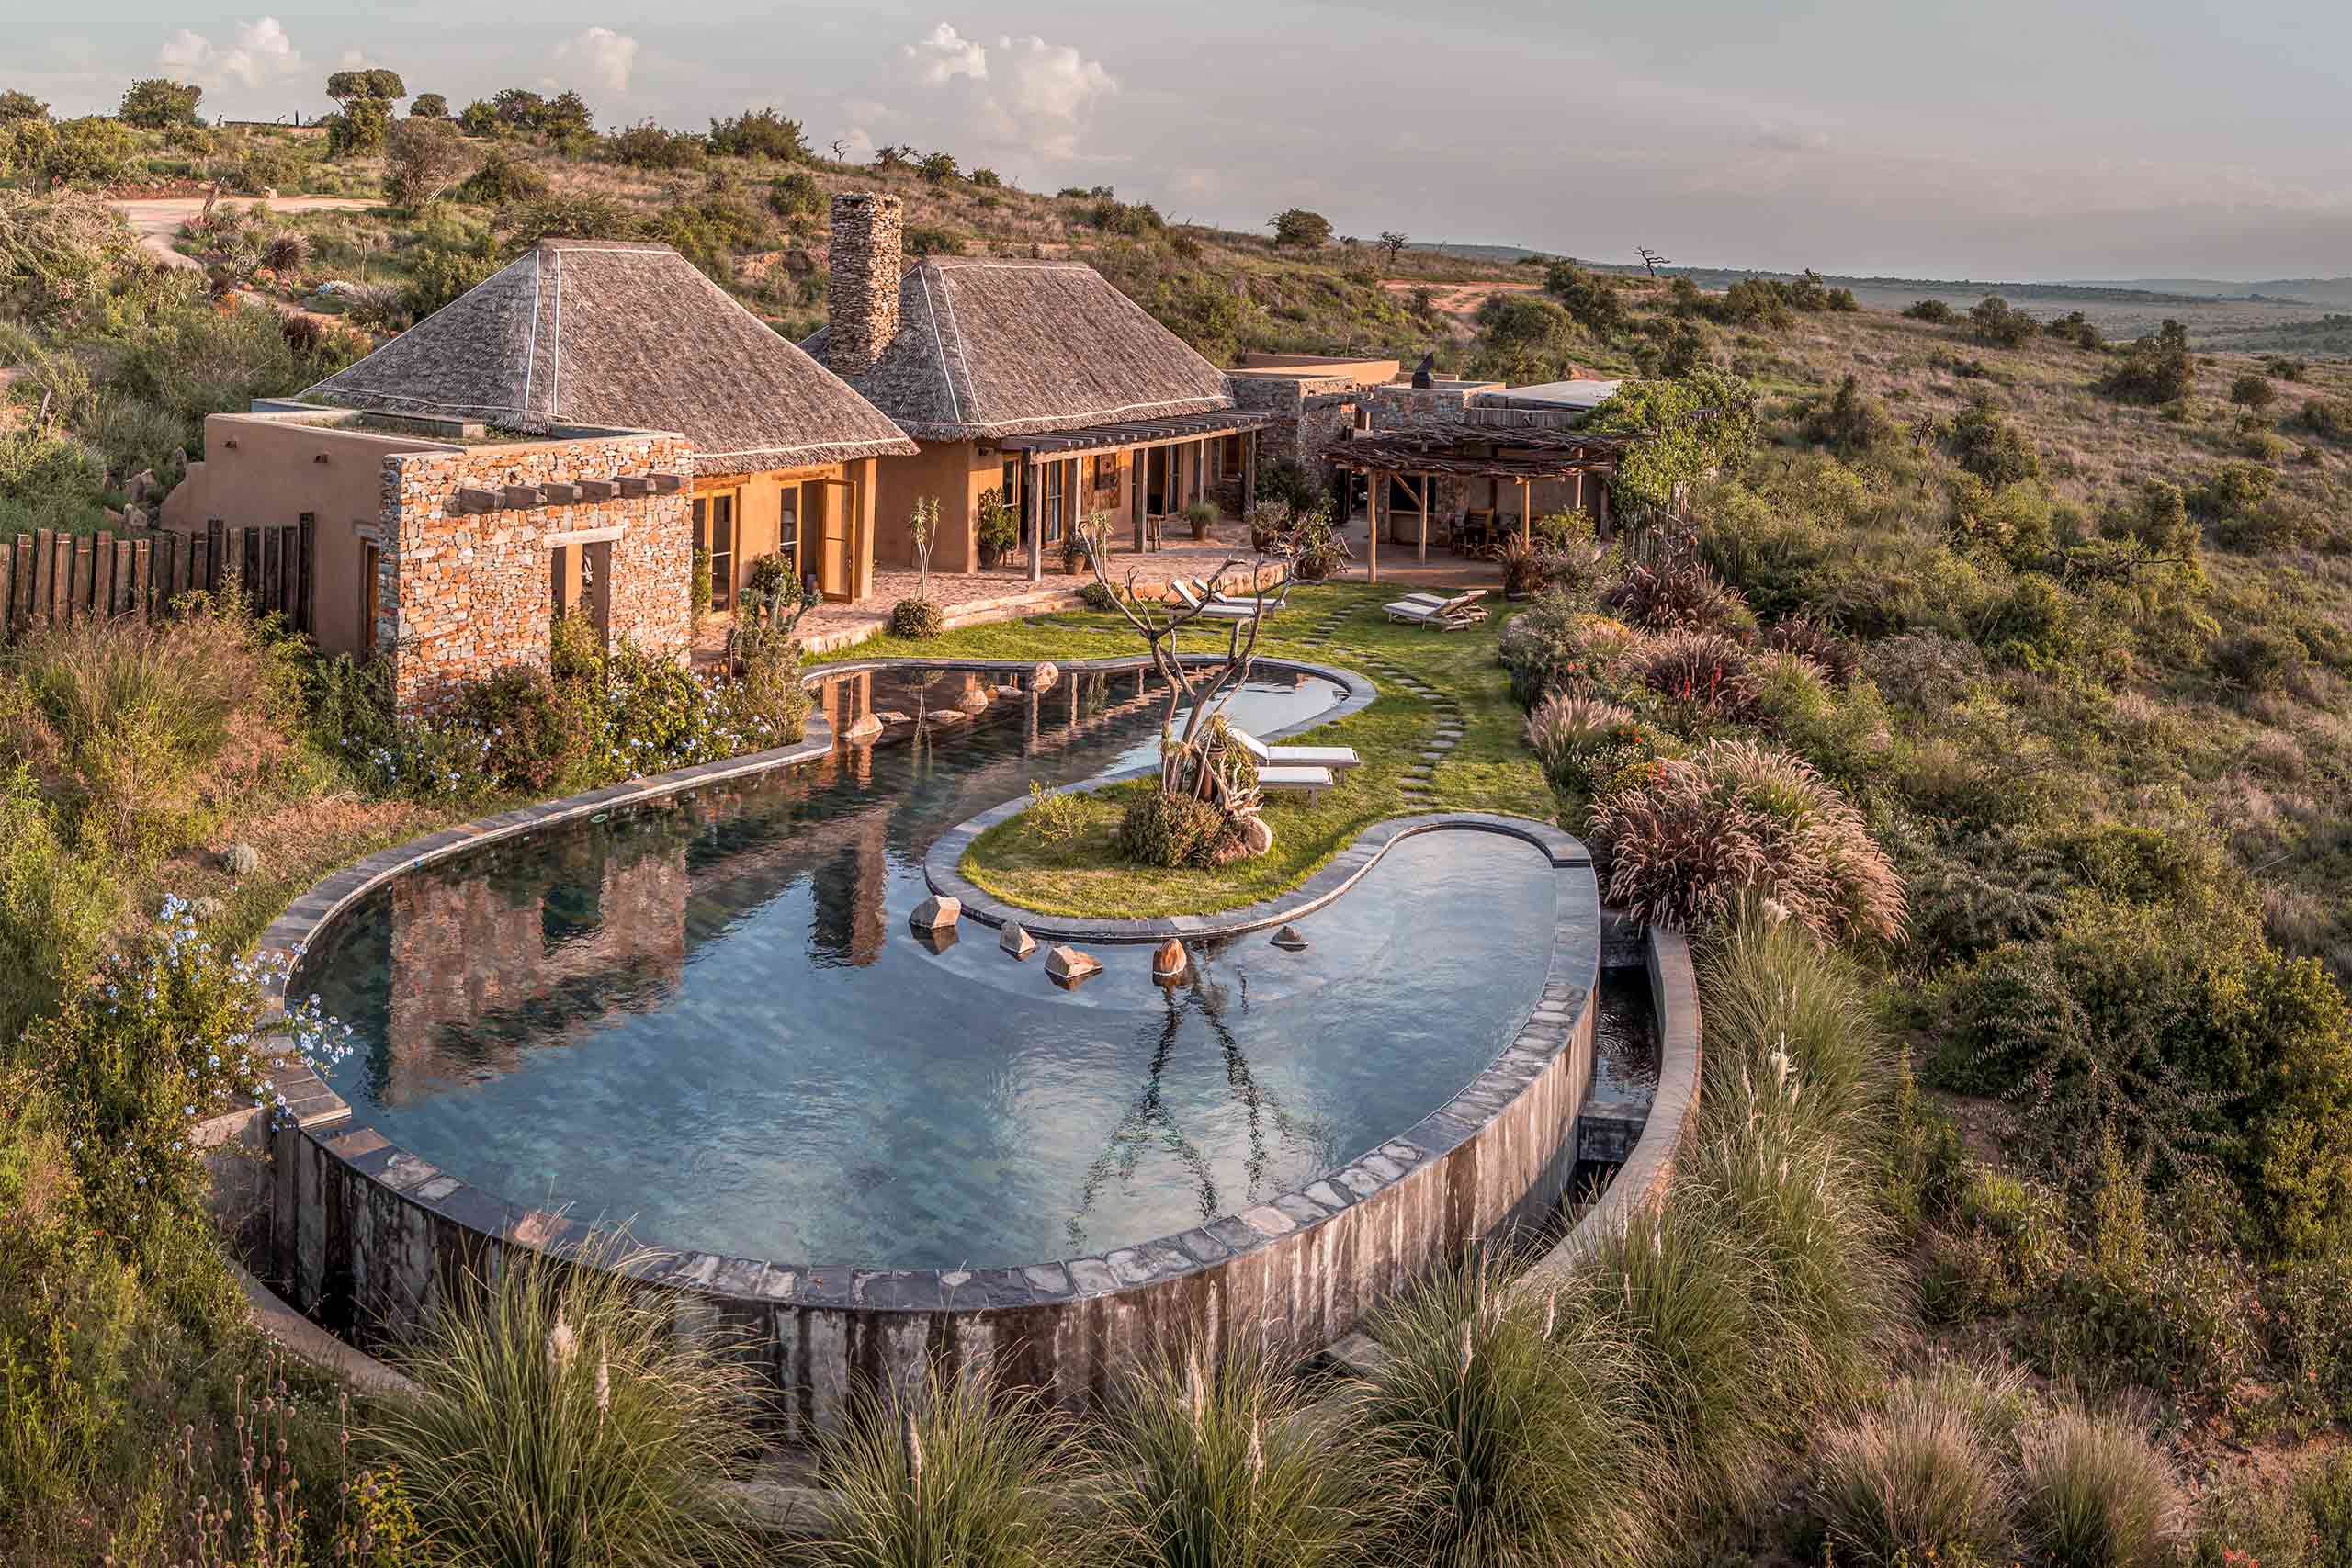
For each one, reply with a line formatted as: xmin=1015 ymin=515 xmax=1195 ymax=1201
xmin=819 ymin=483 xmax=851 ymax=598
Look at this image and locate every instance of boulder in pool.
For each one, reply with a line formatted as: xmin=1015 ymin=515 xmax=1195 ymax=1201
xmin=1270 ymin=923 xmax=1308 ymax=952
xmin=1030 ymin=660 xmax=1060 ymax=694
xmin=1151 ymin=938 xmax=1189 ymax=984
xmin=910 ymin=894 xmax=961 ymax=931
xmin=1001 ymin=922 xmax=1037 ymax=959
xmin=1046 ymin=944 xmax=1102 ymax=985
xmin=958 ymin=687 xmax=990 ymax=714
xmin=843 ymin=712 xmax=885 ymax=741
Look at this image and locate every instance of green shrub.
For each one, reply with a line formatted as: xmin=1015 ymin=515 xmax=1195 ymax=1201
xmin=1107 ymin=1349 xmax=1390 ymax=1568
xmin=727 ymin=615 xmax=810 ymax=746
xmin=1932 ymin=903 xmax=2352 ymax=1258
xmin=231 ymin=141 xmax=306 ymax=196
xmin=2296 ymin=396 xmax=2352 ymax=443
xmin=2190 ymin=1472 xmax=2320 ymax=1568
xmin=0 ymin=765 xmax=118 ymax=1044
xmin=2188 ymin=460 xmax=2276 ymax=522
xmin=1077 ymin=580 xmax=1117 ymax=612
xmin=2018 ymin=1408 xmax=2184 ymax=1568
xmin=2101 ymin=321 xmax=2195 ymax=403
xmin=815 ymin=1365 xmax=1094 ymax=1568
xmin=1361 ymin=1264 xmax=1654 ymax=1566
xmin=607 ymin=119 xmax=704 ymax=170
xmin=1808 ymin=1379 xmax=2017 ymax=1566
xmin=888 ymin=596 xmax=944 ymax=638
xmin=903 ymin=223 xmax=965 ymax=257
xmin=2301 ymin=1450 xmax=2352 ymax=1568
xmin=1969 ymin=296 xmax=2039 ymax=347
xmin=765 ymin=169 xmax=822 ymax=220
xmin=367 ymin=1239 xmax=766 ymax=1568
xmin=456 ymin=148 xmax=548 ymax=205
xmin=1116 ymin=788 xmax=1231 ymax=869
xmin=1904 ymin=298 xmax=1955 ymax=322
xmin=400 ymin=235 xmax=501 ymax=318
xmin=325 ymin=96 xmax=390 ymax=158
xmin=2229 ymin=373 xmax=2278 ymax=412
xmin=1951 ymin=400 xmax=2041 ymax=484
xmin=2209 ymin=624 xmax=2309 ymax=694
xmin=707 ymin=107 xmax=808 ymax=162
xmin=443 ymin=666 xmax=580 ymax=793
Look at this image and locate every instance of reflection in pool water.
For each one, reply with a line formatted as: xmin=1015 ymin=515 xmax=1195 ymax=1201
xmin=303 ymin=668 xmax=1562 ymax=1270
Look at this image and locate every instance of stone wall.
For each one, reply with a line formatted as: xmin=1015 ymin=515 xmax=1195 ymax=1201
xmin=379 ymin=434 xmax=692 ymax=710
xmin=1230 ymin=372 xmax=1381 ymax=493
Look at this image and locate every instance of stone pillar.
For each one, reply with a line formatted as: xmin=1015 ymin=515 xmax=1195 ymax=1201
xmin=827 ymin=193 xmax=903 ymax=379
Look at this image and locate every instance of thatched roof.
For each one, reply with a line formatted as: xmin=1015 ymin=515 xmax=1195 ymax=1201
xmin=303 ymin=240 xmax=915 ymax=474
xmin=801 ymin=258 xmax=1232 ymax=442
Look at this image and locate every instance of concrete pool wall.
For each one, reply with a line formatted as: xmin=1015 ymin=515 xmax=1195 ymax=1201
xmin=236 ymin=654 xmax=1605 ymax=1438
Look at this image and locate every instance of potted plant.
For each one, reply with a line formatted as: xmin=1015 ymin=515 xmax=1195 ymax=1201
xmin=976 ymin=486 xmax=1018 ymax=569
xmin=1184 ymin=500 xmax=1217 ymax=542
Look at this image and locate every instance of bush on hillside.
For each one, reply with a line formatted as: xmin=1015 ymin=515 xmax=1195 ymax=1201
xmin=1969 ymin=296 xmax=2039 ymax=347
xmin=1932 ymin=901 xmax=2352 ymax=1258
xmin=1950 ymin=400 xmax=2041 ymax=484
xmin=456 ymin=147 xmax=548 ymax=205
xmin=765 ymin=169 xmax=821 ymax=220
xmin=608 ymin=119 xmax=705 ymax=171
xmin=707 ymin=107 xmax=808 ymax=162
xmin=381 ymin=115 xmax=477 ymax=209
xmin=1524 ymin=691 xmax=1638 ymax=794
xmin=2100 ymin=321 xmax=2194 ymax=403
xmin=1589 ymin=739 xmax=1905 ymax=943
xmin=1809 ymin=1375 xmax=2018 ymax=1566
xmin=1761 ymin=615 xmax=1860 ymax=686
xmin=1497 ymin=593 xmax=1641 ymax=708
xmin=1903 ymin=298 xmax=1955 ymax=323
xmin=2018 ymin=1408 xmax=2185 ymax=1567
xmin=1807 ymin=374 xmax=1899 ymax=455
xmin=2229 ymin=373 xmax=2278 ymax=412
xmin=2209 ymin=624 xmax=2309 ymax=694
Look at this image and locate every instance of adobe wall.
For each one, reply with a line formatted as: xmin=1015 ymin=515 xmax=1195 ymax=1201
xmin=161 ymin=415 xmax=451 ymax=659
xmin=380 ymin=434 xmax=692 ymax=709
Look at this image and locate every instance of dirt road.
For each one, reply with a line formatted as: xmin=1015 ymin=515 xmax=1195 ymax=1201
xmin=109 ymin=195 xmax=379 ymax=271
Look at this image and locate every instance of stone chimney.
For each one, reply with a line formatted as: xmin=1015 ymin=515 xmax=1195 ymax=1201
xmin=827 ymin=192 xmax=903 ymax=378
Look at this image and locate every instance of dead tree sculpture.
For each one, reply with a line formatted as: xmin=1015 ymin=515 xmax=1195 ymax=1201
xmin=1082 ymin=517 xmax=1277 ymax=819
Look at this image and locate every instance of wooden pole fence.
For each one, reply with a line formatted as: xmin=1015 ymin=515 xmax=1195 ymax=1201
xmin=0 ymin=524 xmax=316 ymax=642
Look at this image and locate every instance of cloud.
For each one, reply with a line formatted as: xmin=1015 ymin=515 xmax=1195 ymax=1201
xmin=899 ymin=22 xmax=1117 ymax=163
xmin=556 ymin=27 xmax=639 ymax=95
xmin=157 ymin=16 xmax=304 ymax=91
xmin=903 ymin=22 xmax=987 ymax=85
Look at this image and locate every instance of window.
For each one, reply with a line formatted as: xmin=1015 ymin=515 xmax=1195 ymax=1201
xmin=694 ymin=492 xmax=736 ymax=610
xmin=1042 ymin=461 xmax=1066 ymax=546
xmin=777 ymin=482 xmax=800 ymax=583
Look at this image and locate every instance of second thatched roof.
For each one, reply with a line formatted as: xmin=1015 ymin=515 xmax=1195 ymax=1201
xmin=303 ymin=240 xmax=915 ymax=474
xmin=801 ymin=258 xmax=1233 ymax=442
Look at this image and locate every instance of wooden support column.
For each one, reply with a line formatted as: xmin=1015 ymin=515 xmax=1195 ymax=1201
xmin=1132 ymin=447 xmax=1147 ymax=553
xmin=1521 ymin=479 xmax=1532 ymax=547
xmin=1367 ymin=468 xmax=1380 ymax=584
xmin=1023 ymin=454 xmax=1042 ymax=582
xmin=1242 ymin=429 xmax=1258 ymax=517
xmin=1416 ymin=473 xmax=1430 ymax=564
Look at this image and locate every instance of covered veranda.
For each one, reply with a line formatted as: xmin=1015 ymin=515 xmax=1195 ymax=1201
xmin=996 ymin=410 xmax=1276 ymax=581
xmin=1332 ymin=428 xmax=1634 ymax=581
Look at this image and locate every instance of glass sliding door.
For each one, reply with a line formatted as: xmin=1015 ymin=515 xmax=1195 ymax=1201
xmin=694 ymin=492 xmax=736 ymax=611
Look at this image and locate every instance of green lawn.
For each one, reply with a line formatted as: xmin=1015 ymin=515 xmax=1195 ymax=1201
xmin=831 ymin=581 xmax=1557 ymax=919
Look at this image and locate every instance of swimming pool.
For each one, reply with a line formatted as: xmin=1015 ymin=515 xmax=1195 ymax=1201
xmin=300 ymin=666 xmax=1562 ymax=1270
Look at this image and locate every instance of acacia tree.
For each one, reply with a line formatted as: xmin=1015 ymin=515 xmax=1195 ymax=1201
xmin=1634 ymin=245 xmax=1670 ymax=277
xmin=119 ymin=78 xmax=202 ymax=130
xmin=1377 ymin=230 xmax=1408 ymax=265
xmin=381 ymin=116 xmax=475 ymax=209
xmin=1267 ymin=208 xmax=1331 ymax=249
xmin=1083 ymin=518 xmax=1275 ymax=814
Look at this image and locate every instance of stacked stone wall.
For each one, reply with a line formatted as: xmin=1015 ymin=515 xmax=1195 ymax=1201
xmin=379 ymin=434 xmax=692 ymax=710
xmin=827 ymin=193 xmax=904 ymax=378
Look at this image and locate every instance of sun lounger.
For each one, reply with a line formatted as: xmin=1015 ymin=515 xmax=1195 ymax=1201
xmin=1186 ymin=577 xmax=1289 ymax=612
xmin=1170 ymin=580 xmax=1262 ymax=621
xmin=1230 ymin=726 xmax=1361 ymax=773
xmin=1385 ymin=590 xmax=1487 ymax=628
xmin=1253 ymin=763 xmax=1335 ymax=802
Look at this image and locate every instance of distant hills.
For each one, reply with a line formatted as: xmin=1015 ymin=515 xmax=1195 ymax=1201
xmin=2069 ymin=278 xmax=2352 ymax=309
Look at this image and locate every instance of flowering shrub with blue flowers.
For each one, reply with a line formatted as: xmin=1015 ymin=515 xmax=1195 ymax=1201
xmin=35 ymin=893 xmax=353 ymax=1240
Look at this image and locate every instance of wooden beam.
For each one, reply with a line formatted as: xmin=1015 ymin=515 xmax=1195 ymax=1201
xmin=1023 ymin=453 xmax=1042 ymax=582
xmin=1242 ymin=428 xmax=1258 ymax=519
xmin=1367 ymin=469 xmax=1380 ymax=585
xmin=1521 ymin=479 xmax=1532 ymax=548
xmin=1416 ymin=473 xmax=1429 ymax=565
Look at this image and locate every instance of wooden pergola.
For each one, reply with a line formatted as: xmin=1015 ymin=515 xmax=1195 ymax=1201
xmin=1330 ymin=428 xmax=1634 ymax=581
xmin=997 ymin=411 xmax=1277 ymax=581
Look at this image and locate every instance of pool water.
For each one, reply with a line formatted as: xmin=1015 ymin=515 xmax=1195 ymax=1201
xmin=302 ymin=669 xmax=1562 ymax=1270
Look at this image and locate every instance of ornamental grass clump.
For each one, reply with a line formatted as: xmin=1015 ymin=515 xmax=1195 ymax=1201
xmin=814 ymin=1364 xmax=1096 ymax=1568
xmin=1107 ymin=1348 xmax=1392 ymax=1568
xmin=1524 ymin=690 xmax=1634 ymax=792
xmin=1358 ymin=1262 xmax=1657 ymax=1568
xmin=1589 ymin=739 xmax=1905 ymax=943
xmin=2018 ymin=1406 xmax=2185 ymax=1568
xmin=364 ymin=1239 xmax=767 ymax=1568
xmin=1601 ymin=552 xmax=1753 ymax=638
xmin=1808 ymin=1373 xmax=2018 ymax=1567
xmin=1762 ymin=615 xmax=1860 ymax=686
xmin=1634 ymin=628 xmax=1760 ymax=720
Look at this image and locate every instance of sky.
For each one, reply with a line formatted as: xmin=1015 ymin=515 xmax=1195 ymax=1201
xmin=16 ymin=1 xmax=2352 ymax=282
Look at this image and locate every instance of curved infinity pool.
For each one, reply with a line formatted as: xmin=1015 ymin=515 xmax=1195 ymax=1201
xmin=301 ymin=667 xmax=1560 ymax=1270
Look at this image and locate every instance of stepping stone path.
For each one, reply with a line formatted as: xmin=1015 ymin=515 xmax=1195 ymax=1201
xmin=1294 ymin=595 xmax=1468 ymax=810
